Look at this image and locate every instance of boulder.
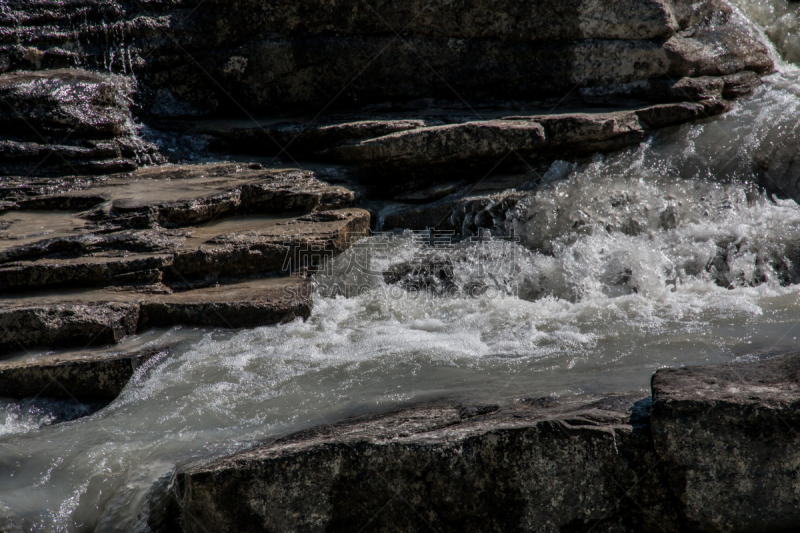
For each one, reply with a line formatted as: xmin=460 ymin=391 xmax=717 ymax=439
xmin=175 ymin=394 xmax=677 ymax=533
xmin=651 ymin=351 xmax=800 ymax=532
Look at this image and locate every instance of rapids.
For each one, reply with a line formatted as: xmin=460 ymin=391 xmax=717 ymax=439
xmin=3 ymin=0 xmax=800 ymax=530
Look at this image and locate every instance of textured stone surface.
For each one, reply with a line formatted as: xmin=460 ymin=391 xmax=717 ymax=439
xmin=0 ymin=302 xmax=140 ymax=354
xmin=651 ymin=351 xmax=800 ymax=533
xmin=0 ymin=0 xmax=772 ymax=117
xmin=175 ymin=394 xmax=675 ymax=533
xmin=0 ymin=346 xmax=168 ymax=401
xmin=0 ymin=69 xmax=162 ymax=176
xmin=0 ymin=277 xmax=312 ymax=354
xmin=0 ymin=163 xmax=354 ymax=353
xmin=172 ymin=351 xmax=800 ymax=533
xmin=0 ymin=164 xmax=366 ymax=293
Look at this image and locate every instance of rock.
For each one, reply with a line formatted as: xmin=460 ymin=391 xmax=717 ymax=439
xmin=175 ymin=394 xmax=677 ymax=533
xmin=328 ymin=120 xmax=547 ymax=174
xmin=665 ymin=14 xmax=773 ymax=78
xmin=0 ymin=346 xmax=169 ymax=401
xmin=650 ymin=351 xmax=800 ymax=532
xmin=169 ymin=208 xmax=370 ymax=282
xmin=0 ymin=302 xmax=140 ymax=355
xmin=0 ymin=277 xmax=312 ymax=354
xmin=0 ymin=164 xmax=367 ymax=292
xmin=171 ymin=351 xmax=800 ymax=533
xmin=0 ymin=160 xmax=368 ymax=354
xmin=755 ymin=117 xmax=800 ymax=201
xmin=323 ymin=103 xmax=724 ymax=191
xmin=190 ymin=118 xmax=429 ymax=157
xmin=381 ymin=185 xmax=530 ymax=234
xmin=395 ymin=181 xmax=465 ymax=203
xmin=0 ymin=69 xmax=162 ymax=176
xmin=0 ymin=0 xmax=772 ymax=117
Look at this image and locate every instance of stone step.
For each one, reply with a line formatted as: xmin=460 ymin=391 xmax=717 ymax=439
xmin=0 ymin=209 xmax=369 ymax=291
xmin=0 ymin=163 xmax=369 ymax=292
xmin=0 ymin=277 xmax=312 ymax=355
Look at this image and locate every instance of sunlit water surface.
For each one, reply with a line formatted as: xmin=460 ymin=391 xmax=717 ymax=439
xmin=3 ymin=1 xmax=800 ymax=530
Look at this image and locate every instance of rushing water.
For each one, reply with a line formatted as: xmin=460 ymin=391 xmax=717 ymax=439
xmin=3 ymin=1 xmax=800 ymax=531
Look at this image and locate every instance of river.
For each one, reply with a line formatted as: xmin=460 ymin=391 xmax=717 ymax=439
xmin=2 ymin=0 xmax=800 ymax=530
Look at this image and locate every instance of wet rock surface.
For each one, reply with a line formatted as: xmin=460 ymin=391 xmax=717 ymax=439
xmin=0 ymin=345 xmax=169 ymax=401
xmin=0 ymin=69 xmax=162 ymax=176
xmin=174 ymin=351 xmax=800 ymax=533
xmin=0 ymin=0 xmax=794 ymax=530
xmin=175 ymin=394 xmax=674 ymax=533
xmin=651 ymin=352 xmax=800 ymax=532
xmin=0 ymin=277 xmax=312 ymax=355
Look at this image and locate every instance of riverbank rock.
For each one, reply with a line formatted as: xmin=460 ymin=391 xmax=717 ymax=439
xmin=174 ymin=394 xmax=676 ymax=533
xmin=172 ymin=351 xmax=800 ymax=533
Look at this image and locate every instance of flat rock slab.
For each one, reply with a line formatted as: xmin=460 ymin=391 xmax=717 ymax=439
xmin=0 ymin=163 xmax=369 ymax=293
xmin=175 ymin=394 xmax=676 ymax=533
xmin=0 ymin=277 xmax=312 ymax=354
xmin=0 ymin=346 xmax=169 ymax=401
xmin=0 ymin=209 xmax=369 ymax=292
xmin=0 ymin=162 xmax=357 ymax=225
xmin=651 ymin=351 xmax=800 ymax=533
xmin=179 ymin=97 xmax=743 ymax=192
xmin=0 ymin=162 xmax=368 ymax=354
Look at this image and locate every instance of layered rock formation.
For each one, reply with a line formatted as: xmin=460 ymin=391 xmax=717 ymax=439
xmin=0 ymin=345 xmax=168 ymax=401
xmin=0 ymin=0 xmax=772 ymax=117
xmin=0 ymin=0 xmax=778 ymax=387
xmin=0 ymin=163 xmax=369 ymax=354
xmin=174 ymin=350 xmax=800 ymax=533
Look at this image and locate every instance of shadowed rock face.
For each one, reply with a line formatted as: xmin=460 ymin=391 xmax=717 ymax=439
xmin=0 ymin=0 xmax=772 ymax=117
xmin=0 ymin=346 xmax=169 ymax=401
xmin=174 ymin=395 xmax=675 ymax=533
xmin=173 ymin=351 xmax=800 ymax=533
